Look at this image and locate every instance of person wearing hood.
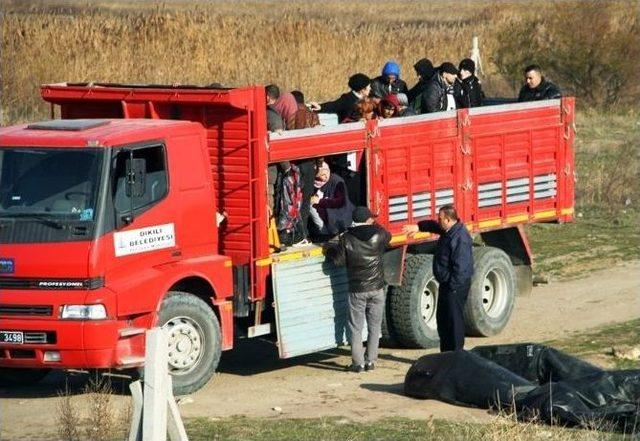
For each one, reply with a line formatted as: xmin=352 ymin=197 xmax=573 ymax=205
xmin=309 ymin=73 xmax=372 ymax=123
xmin=457 ymin=58 xmax=485 ymax=108
xmin=518 ymin=64 xmax=562 ymax=102
xmin=377 ymin=94 xmax=401 ymax=119
xmin=330 ymin=206 xmax=391 ymax=372
xmin=423 ymin=62 xmax=462 ymax=113
xmin=370 ymin=61 xmax=408 ymax=103
xmin=407 ymin=58 xmax=435 ymax=113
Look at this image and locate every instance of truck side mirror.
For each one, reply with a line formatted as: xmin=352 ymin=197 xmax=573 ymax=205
xmin=125 ymin=158 xmax=146 ymax=198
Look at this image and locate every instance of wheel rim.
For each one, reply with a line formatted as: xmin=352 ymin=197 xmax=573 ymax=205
xmin=420 ymin=277 xmax=439 ymax=330
xmin=163 ymin=316 xmax=205 ymax=376
xmin=482 ymin=268 xmax=508 ymax=319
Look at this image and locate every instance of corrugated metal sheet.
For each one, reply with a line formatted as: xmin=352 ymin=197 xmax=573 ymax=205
xmin=272 ymin=255 xmax=357 ymax=358
xmin=205 ymin=108 xmax=252 ymax=264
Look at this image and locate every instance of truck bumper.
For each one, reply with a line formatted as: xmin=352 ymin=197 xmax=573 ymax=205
xmin=0 ymin=317 xmax=145 ymax=369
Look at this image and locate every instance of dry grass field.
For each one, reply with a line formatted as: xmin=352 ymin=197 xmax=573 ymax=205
xmin=1 ymin=0 xmax=637 ymax=124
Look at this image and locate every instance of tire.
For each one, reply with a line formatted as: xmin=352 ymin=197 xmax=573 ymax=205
xmin=389 ymin=254 xmax=440 ymax=348
xmin=0 ymin=368 xmax=50 ymax=387
xmin=464 ymin=247 xmax=516 ymax=337
xmin=156 ymin=291 xmax=222 ymax=396
xmin=380 ymin=287 xmax=399 ymax=347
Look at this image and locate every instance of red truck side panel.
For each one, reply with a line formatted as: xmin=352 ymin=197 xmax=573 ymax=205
xmin=374 ymin=113 xmax=460 ymax=230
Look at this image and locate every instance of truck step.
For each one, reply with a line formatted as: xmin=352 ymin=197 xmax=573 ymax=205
xmin=118 ymin=355 xmax=145 ymax=367
xmin=119 ymin=327 xmax=146 ymax=337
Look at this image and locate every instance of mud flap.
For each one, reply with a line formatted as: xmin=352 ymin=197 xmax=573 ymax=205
xmin=272 ymin=255 xmax=366 ymax=358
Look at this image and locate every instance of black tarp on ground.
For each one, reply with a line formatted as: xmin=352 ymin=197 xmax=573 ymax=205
xmin=404 ymin=344 xmax=640 ymax=432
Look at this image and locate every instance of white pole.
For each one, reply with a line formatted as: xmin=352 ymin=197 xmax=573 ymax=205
xmin=143 ymin=328 xmax=169 ymax=441
xmin=470 ymin=36 xmax=484 ymax=76
xmin=128 ymin=380 xmax=144 ymax=441
xmin=166 ymin=376 xmax=189 ymax=441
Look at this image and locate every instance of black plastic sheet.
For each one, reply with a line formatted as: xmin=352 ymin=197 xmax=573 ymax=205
xmin=404 ymin=344 xmax=640 ymax=431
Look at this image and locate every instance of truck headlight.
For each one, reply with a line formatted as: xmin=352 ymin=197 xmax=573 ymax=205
xmin=60 ymin=304 xmax=107 ymax=320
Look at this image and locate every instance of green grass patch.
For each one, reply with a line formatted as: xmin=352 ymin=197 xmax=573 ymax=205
xmin=548 ymin=319 xmax=640 ymax=370
xmin=527 ymin=109 xmax=640 ymax=280
xmin=185 ymin=415 xmax=627 ymax=441
xmin=527 ymin=207 xmax=640 ymax=280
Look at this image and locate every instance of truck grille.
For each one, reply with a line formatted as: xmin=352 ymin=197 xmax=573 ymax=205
xmin=0 ymin=305 xmax=53 ymax=317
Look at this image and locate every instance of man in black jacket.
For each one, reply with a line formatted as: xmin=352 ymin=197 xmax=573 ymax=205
xmin=310 ymin=73 xmax=371 ymax=123
xmin=407 ymin=58 xmax=435 ymax=113
xmin=403 ymin=204 xmax=474 ymax=352
xmin=518 ymin=64 xmax=562 ymax=102
xmin=423 ymin=62 xmax=462 ymax=113
xmin=334 ymin=206 xmax=391 ymax=372
xmin=458 ymin=58 xmax=484 ymax=108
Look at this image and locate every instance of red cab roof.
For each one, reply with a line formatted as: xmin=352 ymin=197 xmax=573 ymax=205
xmin=0 ymin=118 xmax=203 ymax=148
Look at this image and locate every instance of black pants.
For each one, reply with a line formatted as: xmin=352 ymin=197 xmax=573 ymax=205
xmin=436 ymin=280 xmax=471 ymax=352
xmin=296 ymin=159 xmax=316 ymax=238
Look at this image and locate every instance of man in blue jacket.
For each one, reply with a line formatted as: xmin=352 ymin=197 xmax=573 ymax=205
xmin=403 ymin=204 xmax=474 ymax=351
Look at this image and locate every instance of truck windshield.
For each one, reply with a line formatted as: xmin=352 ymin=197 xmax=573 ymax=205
xmin=0 ymin=148 xmax=103 ymax=221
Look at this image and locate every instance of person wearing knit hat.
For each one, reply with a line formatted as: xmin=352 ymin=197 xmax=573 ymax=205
xmin=458 ymin=58 xmax=485 ymax=108
xmin=422 ymin=61 xmax=463 ymax=113
xmin=370 ymin=60 xmax=408 ymax=103
xmin=407 ymin=58 xmax=435 ymax=114
xmin=309 ymin=73 xmax=372 ymax=123
xmin=326 ymin=205 xmax=391 ymax=372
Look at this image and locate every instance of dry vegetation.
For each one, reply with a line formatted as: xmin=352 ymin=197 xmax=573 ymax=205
xmin=56 ymin=376 xmax=130 ymax=441
xmin=1 ymin=0 xmax=637 ymax=124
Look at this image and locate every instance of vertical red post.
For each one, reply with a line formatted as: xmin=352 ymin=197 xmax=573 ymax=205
xmin=457 ymin=108 xmax=474 ymax=224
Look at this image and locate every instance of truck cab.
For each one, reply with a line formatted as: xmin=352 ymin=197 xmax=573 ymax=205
xmin=0 ymin=118 xmax=233 ymax=395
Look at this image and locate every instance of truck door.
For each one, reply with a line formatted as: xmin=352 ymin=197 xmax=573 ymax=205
xmin=270 ymin=254 xmax=353 ymax=358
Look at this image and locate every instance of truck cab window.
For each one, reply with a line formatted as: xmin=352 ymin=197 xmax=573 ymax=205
xmin=0 ymin=147 xmax=103 ymax=220
xmin=113 ymin=145 xmax=168 ymax=214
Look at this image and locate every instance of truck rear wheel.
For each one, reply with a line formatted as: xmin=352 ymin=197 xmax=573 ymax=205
xmin=380 ymin=287 xmax=399 ymax=347
xmin=464 ymin=247 xmax=516 ymax=337
xmin=157 ymin=291 xmax=221 ymax=396
xmin=389 ymin=254 xmax=440 ymax=348
xmin=0 ymin=368 xmax=50 ymax=387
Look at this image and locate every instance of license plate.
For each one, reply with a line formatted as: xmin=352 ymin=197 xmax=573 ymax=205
xmin=0 ymin=331 xmax=24 ymax=344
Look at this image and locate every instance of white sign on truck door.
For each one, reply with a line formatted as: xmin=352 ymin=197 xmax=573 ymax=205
xmin=114 ymin=223 xmax=176 ymax=257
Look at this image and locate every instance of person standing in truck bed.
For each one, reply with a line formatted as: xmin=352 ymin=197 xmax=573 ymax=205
xmin=309 ymin=73 xmax=372 ymax=123
xmin=518 ymin=64 xmax=562 ymax=102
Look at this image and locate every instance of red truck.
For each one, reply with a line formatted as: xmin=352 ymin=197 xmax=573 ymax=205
xmin=0 ymin=83 xmax=575 ymax=394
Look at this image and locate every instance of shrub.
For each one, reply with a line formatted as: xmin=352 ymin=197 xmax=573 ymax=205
xmin=493 ymin=0 xmax=639 ymax=108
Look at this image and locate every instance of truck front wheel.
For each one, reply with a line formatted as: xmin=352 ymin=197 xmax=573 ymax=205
xmin=157 ymin=291 xmax=222 ymax=396
xmin=0 ymin=368 xmax=50 ymax=387
xmin=389 ymin=254 xmax=440 ymax=348
xmin=463 ymin=247 xmax=516 ymax=337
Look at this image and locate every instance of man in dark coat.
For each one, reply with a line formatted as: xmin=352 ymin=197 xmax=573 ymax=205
xmin=458 ymin=58 xmax=484 ymax=108
xmin=518 ymin=64 xmax=562 ymax=102
xmin=422 ymin=62 xmax=462 ymax=113
xmin=334 ymin=206 xmax=391 ymax=372
xmin=403 ymin=204 xmax=474 ymax=352
xmin=370 ymin=61 xmax=408 ymax=102
xmin=310 ymin=73 xmax=371 ymax=123
xmin=407 ymin=58 xmax=435 ymax=113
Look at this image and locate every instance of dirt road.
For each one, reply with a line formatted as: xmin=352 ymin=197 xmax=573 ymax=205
xmin=1 ymin=261 xmax=639 ymax=440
